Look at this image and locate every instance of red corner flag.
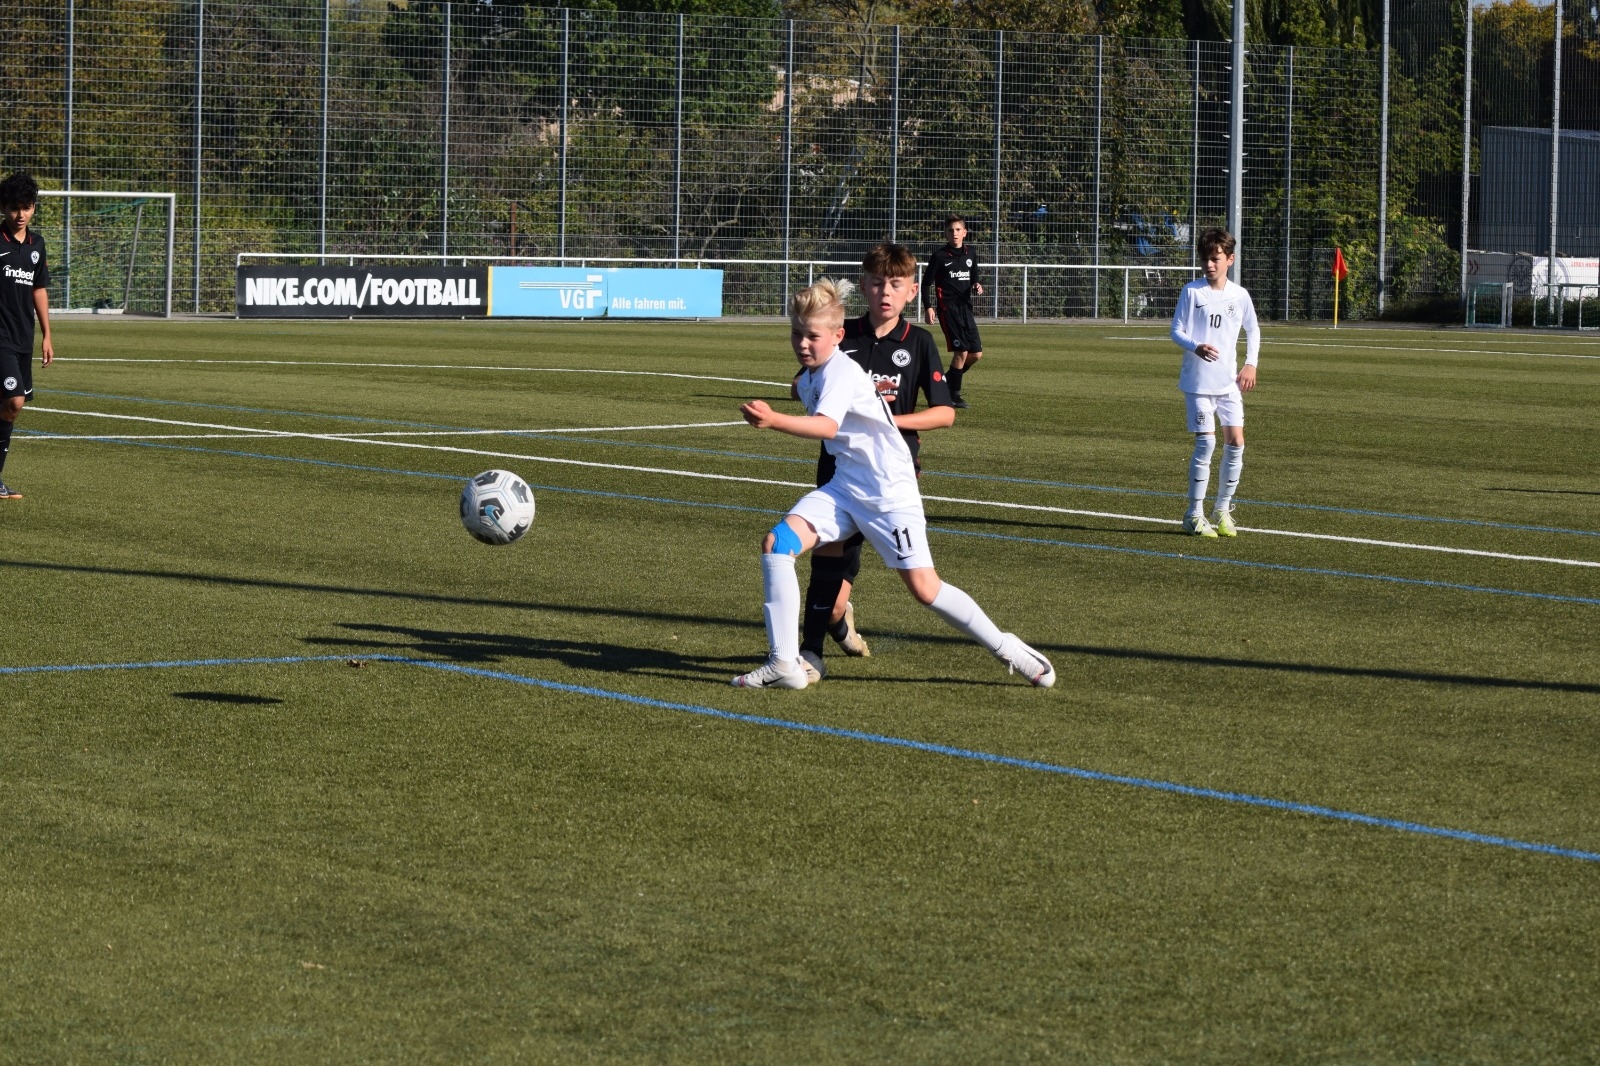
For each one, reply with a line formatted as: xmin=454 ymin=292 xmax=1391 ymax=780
xmin=1332 ymin=247 xmax=1349 ymax=280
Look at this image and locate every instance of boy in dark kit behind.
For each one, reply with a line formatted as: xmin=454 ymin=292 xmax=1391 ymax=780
xmin=922 ymin=215 xmax=984 ymax=409
xmin=0 ymin=172 xmax=54 ymax=500
xmin=797 ymin=241 xmax=955 ymax=683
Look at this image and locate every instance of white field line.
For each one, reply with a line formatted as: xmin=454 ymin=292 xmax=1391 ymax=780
xmin=26 ymin=421 xmax=747 ymax=442
xmin=53 ymin=358 xmax=793 ymax=388
xmin=28 ymin=407 xmax=1600 ymax=570
xmin=1101 ymin=337 xmax=1600 ymax=360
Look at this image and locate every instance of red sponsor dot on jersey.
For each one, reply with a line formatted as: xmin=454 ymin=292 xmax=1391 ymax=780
xmin=933 ymin=371 xmax=943 ymax=381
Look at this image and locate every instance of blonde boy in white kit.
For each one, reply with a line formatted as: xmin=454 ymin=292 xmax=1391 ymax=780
xmin=1169 ymin=228 xmax=1259 ymax=538
xmin=732 ymin=278 xmax=1054 ymax=690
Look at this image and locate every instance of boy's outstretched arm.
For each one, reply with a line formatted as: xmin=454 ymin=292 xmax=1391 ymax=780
xmin=1238 ymin=295 xmax=1261 ymax=392
xmin=895 ymin=406 xmax=955 ymax=431
xmin=34 ymin=288 xmax=52 ymax=365
xmin=741 ymin=400 xmax=838 ymax=439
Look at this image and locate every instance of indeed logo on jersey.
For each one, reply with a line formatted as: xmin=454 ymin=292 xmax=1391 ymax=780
xmin=5 ymin=265 xmax=36 ymax=284
xmin=871 ymin=371 xmax=903 ymax=401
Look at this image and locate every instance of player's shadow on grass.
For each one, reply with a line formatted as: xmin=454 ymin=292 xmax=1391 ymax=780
xmin=173 ymin=691 xmax=284 ymax=705
xmin=304 ymin=622 xmax=745 ymax=683
xmin=931 ymin=514 xmax=1183 ymax=537
xmin=1483 ymin=487 xmax=1600 ymax=497
xmin=872 ymin=630 xmax=1600 ymax=695
xmin=0 ymin=560 xmax=757 ymax=631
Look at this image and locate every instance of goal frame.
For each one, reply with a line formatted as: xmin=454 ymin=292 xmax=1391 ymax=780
xmin=39 ymin=190 xmax=176 ymax=318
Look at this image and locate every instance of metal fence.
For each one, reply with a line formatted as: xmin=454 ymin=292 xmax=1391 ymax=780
xmin=6 ymin=1 xmax=1395 ymax=319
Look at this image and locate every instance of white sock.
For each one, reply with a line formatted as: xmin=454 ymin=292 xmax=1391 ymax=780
xmin=761 ymin=553 xmax=801 ymax=664
xmin=1189 ymin=434 xmax=1216 ymax=517
xmin=929 ymin=582 xmax=1005 ymax=654
xmin=1216 ymin=444 xmax=1244 ymax=513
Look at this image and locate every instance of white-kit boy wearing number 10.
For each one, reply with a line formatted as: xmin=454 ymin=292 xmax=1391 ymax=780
xmin=1169 ymin=228 xmax=1260 ymax=538
xmin=731 ymin=277 xmax=1054 ymax=691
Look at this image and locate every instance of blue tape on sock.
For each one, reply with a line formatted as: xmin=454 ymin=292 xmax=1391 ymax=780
xmin=769 ymin=520 xmax=803 ymax=556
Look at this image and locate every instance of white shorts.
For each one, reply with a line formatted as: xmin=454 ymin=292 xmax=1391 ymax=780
xmin=789 ymin=486 xmax=934 ymax=571
xmin=1184 ymin=389 xmax=1244 ymax=433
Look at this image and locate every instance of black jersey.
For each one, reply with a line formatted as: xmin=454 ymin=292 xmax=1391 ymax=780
xmin=922 ymin=243 xmax=980 ymax=309
xmin=0 ymin=227 xmax=49 ymax=355
xmin=815 ymin=315 xmax=952 ymax=486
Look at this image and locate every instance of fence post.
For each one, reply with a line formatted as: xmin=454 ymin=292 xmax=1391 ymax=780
xmin=1459 ymin=0 xmax=1473 ymax=310
xmin=783 ymin=19 xmax=794 ymax=311
xmin=1022 ymin=265 xmax=1028 ymax=323
xmin=1548 ymin=0 xmax=1563 ymax=323
xmin=1227 ymin=0 xmax=1244 ymax=283
xmin=320 ymin=0 xmax=330 ymax=256
xmin=193 ymin=0 xmax=204 ymax=312
xmin=1282 ymin=46 xmax=1293 ymax=320
xmin=890 ymin=24 xmax=900 ymax=243
xmin=1191 ymin=40 xmax=1199 ymax=271
xmin=992 ymin=29 xmax=1002 ymax=320
xmin=559 ymin=7 xmax=570 ymax=265
xmin=1122 ymin=267 xmax=1128 ymax=322
xmin=63 ymin=0 xmax=74 ymax=310
xmin=1093 ymin=35 xmax=1103 ymax=319
xmin=441 ymin=2 xmax=451 ymax=257
xmin=1377 ymin=0 xmax=1390 ymax=315
xmin=674 ymin=13 xmax=684 ymax=261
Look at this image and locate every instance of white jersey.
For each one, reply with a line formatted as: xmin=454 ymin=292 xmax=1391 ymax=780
xmin=796 ymin=348 xmax=921 ymax=509
xmin=1170 ymin=278 xmax=1260 ymax=394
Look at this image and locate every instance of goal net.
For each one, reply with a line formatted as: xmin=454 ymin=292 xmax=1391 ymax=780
xmin=35 ymin=191 xmax=175 ymax=317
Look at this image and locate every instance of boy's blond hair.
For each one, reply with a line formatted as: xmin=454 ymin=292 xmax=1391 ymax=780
xmin=790 ymin=277 xmax=852 ymax=327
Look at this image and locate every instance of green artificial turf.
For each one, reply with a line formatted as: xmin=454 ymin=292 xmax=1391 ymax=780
xmin=1 ymin=317 xmax=1596 ymax=1062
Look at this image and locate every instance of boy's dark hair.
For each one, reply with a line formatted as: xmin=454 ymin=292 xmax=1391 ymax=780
xmin=0 ymin=172 xmax=40 ymax=211
xmin=861 ymin=241 xmax=918 ymax=280
xmin=1198 ymin=227 xmax=1235 ymax=258
xmin=944 ymin=214 xmax=967 ymax=228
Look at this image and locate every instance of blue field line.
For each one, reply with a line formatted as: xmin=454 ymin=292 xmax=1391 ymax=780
xmin=23 ymin=436 xmax=1600 ymax=607
xmin=7 ymin=651 xmax=1598 ymax=865
xmin=37 ymin=390 xmax=1599 ymax=538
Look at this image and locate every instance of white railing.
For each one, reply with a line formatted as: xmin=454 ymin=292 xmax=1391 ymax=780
xmin=237 ymin=253 xmax=1198 ymax=322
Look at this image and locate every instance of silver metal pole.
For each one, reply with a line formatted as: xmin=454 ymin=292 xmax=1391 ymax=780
xmin=320 ymin=0 xmax=329 ymax=256
xmin=1227 ymin=0 xmax=1244 ymax=282
xmin=441 ymin=2 xmax=451 ymax=257
xmin=64 ymin=0 xmax=74 ymax=310
xmin=1283 ymin=46 xmax=1293 ymax=320
xmin=1192 ymin=40 xmax=1200 ymax=270
xmin=1460 ymin=0 xmax=1473 ymax=309
xmin=992 ymin=29 xmax=1002 ymax=321
xmin=890 ymin=24 xmax=901 ymax=243
xmin=1548 ymin=0 xmax=1563 ymax=323
xmin=1093 ymin=35 xmax=1103 ymax=318
xmin=123 ymin=201 xmax=146 ymax=310
xmin=782 ymin=19 xmax=794 ymax=308
xmin=1377 ymin=0 xmax=1391 ymax=315
xmin=164 ymin=195 xmax=174 ymax=318
xmin=193 ymin=0 xmax=204 ymax=313
xmin=674 ymin=13 xmax=684 ymax=261
xmin=559 ymin=7 xmax=569 ymax=264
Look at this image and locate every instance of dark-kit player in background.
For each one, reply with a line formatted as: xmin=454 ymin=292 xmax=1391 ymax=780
xmin=0 ymin=172 xmax=54 ymax=500
xmin=922 ymin=214 xmax=984 ymax=408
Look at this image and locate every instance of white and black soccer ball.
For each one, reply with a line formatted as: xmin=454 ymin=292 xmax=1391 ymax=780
xmin=460 ymin=469 xmax=536 ymax=545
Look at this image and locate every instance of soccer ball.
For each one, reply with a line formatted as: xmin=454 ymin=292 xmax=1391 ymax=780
xmin=460 ymin=469 xmax=536 ymax=545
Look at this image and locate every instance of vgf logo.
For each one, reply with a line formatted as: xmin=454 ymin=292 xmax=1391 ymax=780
xmin=558 ymin=275 xmax=605 ymax=311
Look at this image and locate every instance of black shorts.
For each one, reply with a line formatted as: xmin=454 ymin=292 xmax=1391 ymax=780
xmin=936 ymin=299 xmax=982 ymax=353
xmin=0 ymin=350 xmax=31 ymax=401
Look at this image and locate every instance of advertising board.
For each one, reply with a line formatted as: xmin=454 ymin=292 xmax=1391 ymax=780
xmin=237 ymin=266 xmax=487 ymax=318
xmin=486 ymin=267 xmax=722 ymax=318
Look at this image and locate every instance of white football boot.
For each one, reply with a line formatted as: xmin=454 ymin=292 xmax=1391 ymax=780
xmin=835 ymin=601 xmax=871 ymax=657
xmin=731 ymin=655 xmax=810 ymax=690
xmin=798 ymin=649 xmax=826 ymax=685
xmin=1211 ymin=507 xmax=1238 ymax=537
xmin=994 ymin=634 xmax=1056 ymax=688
